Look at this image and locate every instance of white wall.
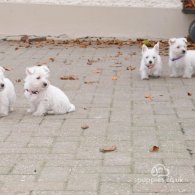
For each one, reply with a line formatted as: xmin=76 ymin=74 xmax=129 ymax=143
xmin=0 ymin=3 xmax=193 ymax=39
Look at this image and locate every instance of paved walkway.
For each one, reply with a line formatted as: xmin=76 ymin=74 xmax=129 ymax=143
xmin=0 ymin=40 xmax=195 ymax=194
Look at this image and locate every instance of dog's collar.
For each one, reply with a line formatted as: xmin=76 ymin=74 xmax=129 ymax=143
xmin=170 ymin=55 xmax=184 ymax=62
xmin=25 ymin=89 xmax=39 ymax=95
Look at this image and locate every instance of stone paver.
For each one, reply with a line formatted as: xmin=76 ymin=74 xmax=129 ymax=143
xmin=0 ymin=40 xmax=194 ymax=194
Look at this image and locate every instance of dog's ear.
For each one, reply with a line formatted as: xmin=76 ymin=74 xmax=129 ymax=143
xmin=26 ymin=67 xmax=34 ymax=75
xmin=142 ymin=44 xmax=148 ymax=54
xmin=0 ymin=66 xmax=5 ymax=73
xmin=154 ymin=42 xmax=160 ymax=53
xmin=169 ymin=38 xmax=176 ymax=45
xmin=42 ymin=65 xmax=50 ymax=73
xmin=182 ymin=38 xmax=187 ymax=43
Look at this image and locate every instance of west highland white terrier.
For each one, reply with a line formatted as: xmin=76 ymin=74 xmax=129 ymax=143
xmin=140 ymin=42 xmax=162 ymax=80
xmin=169 ymin=37 xmax=195 ymax=78
xmin=0 ymin=66 xmax=16 ymax=116
xmin=24 ymin=65 xmax=75 ymax=116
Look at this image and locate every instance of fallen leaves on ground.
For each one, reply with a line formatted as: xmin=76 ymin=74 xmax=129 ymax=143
xmin=149 ymin=146 xmax=159 ymax=152
xmin=112 ymin=75 xmax=118 ymax=80
xmin=15 ymin=79 xmax=21 ymax=83
xmin=100 ymin=145 xmax=117 ymax=153
xmin=92 ymin=69 xmax=102 ymax=74
xmin=126 ymin=65 xmax=136 ymax=71
xmin=60 ymin=75 xmax=79 ymax=80
xmin=3 ymin=67 xmax=11 ymax=71
xmin=184 ymin=0 xmax=195 ymax=8
xmin=84 ymin=81 xmax=99 ymax=84
xmin=115 ymin=51 xmax=123 ymax=57
xmin=87 ymin=59 xmax=94 ymax=65
xmin=49 ymin=57 xmax=55 ymax=62
xmin=142 ymin=39 xmax=152 ymax=47
xmin=145 ymin=95 xmax=153 ymax=101
xmin=187 ymin=92 xmax=192 ymax=96
xmin=81 ymin=124 xmax=89 ymax=129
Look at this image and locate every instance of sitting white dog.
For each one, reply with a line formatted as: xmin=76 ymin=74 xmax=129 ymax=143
xmin=24 ymin=65 xmax=75 ymax=116
xmin=140 ymin=42 xmax=162 ymax=80
xmin=169 ymin=37 xmax=195 ymax=78
xmin=0 ymin=66 xmax=16 ymax=116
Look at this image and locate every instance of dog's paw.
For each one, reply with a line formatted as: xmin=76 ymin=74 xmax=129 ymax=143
xmin=170 ymin=74 xmax=179 ymax=78
xmin=27 ymin=108 xmax=33 ymax=113
xmin=183 ymin=75 xmax=192 ymax=79
xmin=0 ymin=112 xmax=8 ymax=117
xmin=33 ymin=112 xmax=44 ymax=116
xmin=9 ymin=107 xmax=14 ymax=112
xmin=141 ymin=77 xmax=149 ymax=80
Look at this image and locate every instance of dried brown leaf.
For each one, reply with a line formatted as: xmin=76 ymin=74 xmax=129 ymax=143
xmin=145 ymin=95 xmax=153 ymax=101
xmin=99 ymin=145 xmax=117 ymax=153
xmin=3 ymin=67 xmax=11 ymax=71
xmin=49 ymin=57 xmax=55 ymax=62
xmin=87 ymin=59 xmax=94 ymax=65
xmin=93 ymin=69 xmax=102 ymax=74
xmin=81 ymin=124 xmax=89 ymax=129
xmin=15 ymin=79 xmax=21 ymax=83
xmin=149 ymin=146 xmax=159 ymax=152
xmin=112 ymin=75 xmax=118 ymax=80
xmin=84 ymin=81 xmax=98 ymax=84
xmin=126 ymin=65 xmax=136 ymax=71
xmin=60 ymin=75 xmax=79 ymax=80
xmin=187 ymin=92 xmax=192 ymax=96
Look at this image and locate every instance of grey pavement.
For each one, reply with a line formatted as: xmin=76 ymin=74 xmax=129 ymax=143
xmin=0 ymin=40 xmax=195 ymax=194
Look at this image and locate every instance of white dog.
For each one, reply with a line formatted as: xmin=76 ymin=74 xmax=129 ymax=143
xmin=140 ymin=42 xmax=162 ymax=80
xmin=169 ymin=37 xmax=195 ymax=78
xmin=24 ymin=65 xmax=75 ymax=116
xmin=0 ymin=66 xmax=16 ymax=116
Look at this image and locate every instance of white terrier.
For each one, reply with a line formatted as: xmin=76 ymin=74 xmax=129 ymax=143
xmin=140 ymin=42 xmax=162 ymax=80
xmin=0 ymin=66 xmax=16 ymax=116
xmin=169 ymin=37 xmax=195 ymax=78
xmin=24 ymin=65 xmax=75 ymax=116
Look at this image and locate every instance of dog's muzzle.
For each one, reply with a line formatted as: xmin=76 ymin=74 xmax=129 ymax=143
xmin=146 ymin=64 xmax=155 ymax=69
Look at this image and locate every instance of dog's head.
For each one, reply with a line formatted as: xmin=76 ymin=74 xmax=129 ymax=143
xmin=0 ymin=66 xmax=5 ymax=92
xmin=142 ymin=42 xmax=159 ymax=69
xmin=169 ymin=38 xmax=187 ymax=56
xmin=25 ymin=65 xmax=50 ymax=92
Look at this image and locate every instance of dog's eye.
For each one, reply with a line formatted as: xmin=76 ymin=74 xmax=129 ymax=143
xmin=177 ymin=46 xmax=180 ymax=49
xmin=153 ymin=56 xmax=156 ymax=59
xmin=146 ymin=56 xmax=149 ymax=59
xmin=36 ymin=76 xmax=41 ymax=80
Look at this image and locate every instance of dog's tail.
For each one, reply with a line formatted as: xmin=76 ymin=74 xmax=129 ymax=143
xmin=68 ymin=103 xmax=76 ymax=112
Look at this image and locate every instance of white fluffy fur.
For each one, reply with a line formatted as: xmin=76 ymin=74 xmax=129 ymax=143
xmin=139 ymin=42 xmax=162 ymax=80
xmin=169 ymin=37 xmax=195 ymax=78
xmin=0 ymin=66 xmax=16 ymax=116
xmin=24 ymin=65 xmax=75 ymax=116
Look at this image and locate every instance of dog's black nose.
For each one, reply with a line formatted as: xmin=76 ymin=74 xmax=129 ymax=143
xmin=43 ymin=82 xmax=47 ymax=87
xmin=182 ymin=50 xmax=186 ymax=54
xmin=149 ymin=60 xmax=152 ymax=64
xmin=1 ymin=83 xmax=4 ymax=88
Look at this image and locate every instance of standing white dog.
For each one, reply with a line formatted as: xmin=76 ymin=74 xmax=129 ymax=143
xmin=140 ymin=42 xmax=162 ymax=80
xmin=169 ymin=37 xmax=195 ymax=78
xmin=0 ymin=66 xmax=16 ymax=116
xmin=24 ymin=65 xmax=75 ymax=116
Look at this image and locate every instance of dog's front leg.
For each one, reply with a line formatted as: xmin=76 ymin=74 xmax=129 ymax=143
xmin=183 ymin=65 xmax=193 ymax=79
xmin=27 ymin=102 xmax=36 ymax=113
xmin=170 ymin=64 xmax=179 ymax=77
xmin=140 ymin=70 xmax=149 ymax=80
xmin=33 ymin=101 xmax=47 ymax=116
xmin=0 ymin=98 xmax=9 ymax=116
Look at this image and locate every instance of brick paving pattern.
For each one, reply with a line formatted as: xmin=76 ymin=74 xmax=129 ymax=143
xmin=0 ymin=40 xmax=194 ymax=194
